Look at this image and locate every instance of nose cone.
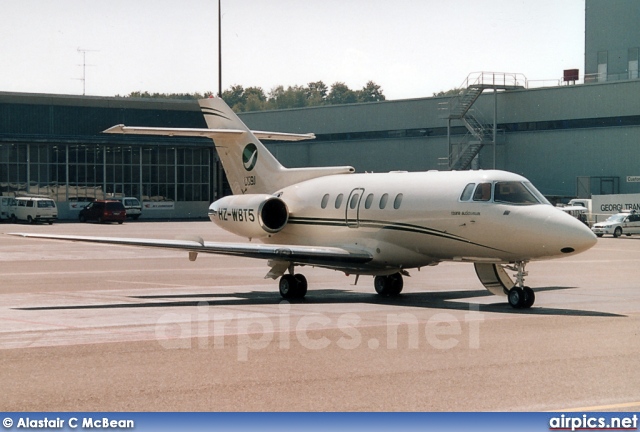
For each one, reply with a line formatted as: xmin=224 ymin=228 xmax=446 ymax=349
xmin=540 ymin=207 xmax=597 ymax=257
xmin=504 ymin=206 xmax=597 ymax=260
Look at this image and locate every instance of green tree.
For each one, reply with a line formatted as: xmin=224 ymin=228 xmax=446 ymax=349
xmin=357 ymin=81 xmax=385 ymax=102
xmin=432 ymin=88 xmax=461 ymax=97
xmin=123 ymin=91 xmax=206 ymax=100
xmin=221 ymin=85 xmax=246 ymax=111
xmin=326 ymin=82 xmax=357 ymax=105
xmin=268 ymin=85 xmax=307 ymax=110
xmin=120 ymin=81 xmax=386 ymax=110
xmin=242 ymin=87 xmax=267 ymax=112
xmin=306 ymin=81 xmax=328 ymax=106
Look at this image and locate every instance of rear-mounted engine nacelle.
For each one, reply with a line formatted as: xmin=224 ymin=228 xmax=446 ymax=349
xmin=209 ymin=194 xmax=289 ymax=238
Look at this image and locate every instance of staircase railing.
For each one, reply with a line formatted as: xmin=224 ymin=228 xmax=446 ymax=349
xmin=441 ymin=72 xmax=525 ymax=170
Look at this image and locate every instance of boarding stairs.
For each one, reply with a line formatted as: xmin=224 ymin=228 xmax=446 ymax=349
xmin=439 ymin=72 xmax=526 ymax=170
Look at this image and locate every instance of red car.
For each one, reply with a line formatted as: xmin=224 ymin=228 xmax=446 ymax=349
xmin=79 ymin=200 xmax=126 ymax=224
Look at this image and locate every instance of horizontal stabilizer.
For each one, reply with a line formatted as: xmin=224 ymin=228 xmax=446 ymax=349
xmin=104 ymin=125 xmax=315 ymax=141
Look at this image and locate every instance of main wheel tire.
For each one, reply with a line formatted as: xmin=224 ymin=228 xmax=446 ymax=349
xmin=294 ymin=274 xmax=308 ymax=298
xmin=279 ymin=274 xmax=297 ymax=299
xmin=388 ymin=273 xmax=404 ymax=296
xmin=522 ymin=286 xmax=535 ymax=309
xmin=27 ymin=215 xmax=34 ymax=224
xmin=508 ymin=287 xmax=525 ymax=308
xmin=79 ymin=214 xmax=86 ymax=223
xmin=374 ymin=276 xmax=386 ymax=295
xmin=279 ymin=274 xmax=307 ymax=299
xmin=374 ymin=273 xmax=404 ymax=297
xmin=614 ymin=227 xmax=622 ymax=238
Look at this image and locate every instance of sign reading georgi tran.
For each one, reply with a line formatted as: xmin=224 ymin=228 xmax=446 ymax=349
xmin=627 ymin=176 xmax=640 ymax=182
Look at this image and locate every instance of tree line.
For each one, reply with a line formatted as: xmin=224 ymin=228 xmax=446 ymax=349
xmin=122 ymin=80 xmax=385 ymax=112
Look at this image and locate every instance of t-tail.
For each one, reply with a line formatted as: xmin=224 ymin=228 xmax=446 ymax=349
xmin=104 ymin=97 xmax=355 ymax=195
xmin=198 ymin=97 xmax=354 ymax=195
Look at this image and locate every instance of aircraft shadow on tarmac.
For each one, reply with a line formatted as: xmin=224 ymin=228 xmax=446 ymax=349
xmin=16 ymin=285 xmax=624 ymax=318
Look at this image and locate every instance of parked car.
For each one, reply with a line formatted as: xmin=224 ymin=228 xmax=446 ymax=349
xmin=117 ymin=197 xmax=142 ymax=220
xmin=79 ymin=200 xmax=126 ymax=224
xmin=8 ymin=197 xmax=58 ymax=224
xmin=591 ymin=211 xmax=640 ymax=237
xmin=0 ymin=197 xmax=13 ymax=221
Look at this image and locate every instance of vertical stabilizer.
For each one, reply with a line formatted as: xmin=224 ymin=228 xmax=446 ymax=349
xmin=198 ymin=98 xmax=354 ymax=195
xmin=199 ymin=98 xmax=285 ymax=195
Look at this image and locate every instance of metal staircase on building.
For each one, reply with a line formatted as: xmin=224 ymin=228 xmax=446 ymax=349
xmin=439 ymin=72 xmax=526 ymax=170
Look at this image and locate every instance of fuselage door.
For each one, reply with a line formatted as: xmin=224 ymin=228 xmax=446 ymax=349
xmin=346 ymin=188 xmax=365 ymax=228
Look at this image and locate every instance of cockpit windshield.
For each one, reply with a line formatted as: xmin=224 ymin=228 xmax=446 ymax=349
xmin=494 ymin=182 xmax=541 ymax=205
xmin=460 ymin=181 xmax=550 ymax=205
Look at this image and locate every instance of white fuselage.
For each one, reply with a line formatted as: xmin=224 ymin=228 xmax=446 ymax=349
xmin=211 ymin=170 xmax=597 ymax=275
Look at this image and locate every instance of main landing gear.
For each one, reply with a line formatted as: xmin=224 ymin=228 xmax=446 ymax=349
xmin=505 ymin=261 xmax=535 ymax=309
xmin=374 ymin=273 xmax=404 ymax=297
xmin=277 ymin=270 xmax=405 ymax=300
xmin=279 ymin=273 xmax=308 ymax=300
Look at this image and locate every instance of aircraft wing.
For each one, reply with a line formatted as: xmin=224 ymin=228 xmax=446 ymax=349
xmin=8 ymin=233 xmax=372 ymax=273
xmin=103 ymin=125 xmax=316 ymax=141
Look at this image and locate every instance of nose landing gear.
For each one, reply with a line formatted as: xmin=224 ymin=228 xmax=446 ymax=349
xmin=505 ymin=261 xmax=535 ymax=309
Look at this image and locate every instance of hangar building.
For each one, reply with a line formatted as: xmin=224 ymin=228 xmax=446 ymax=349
xmin=1 ymin=0 xmax=638 ymax=220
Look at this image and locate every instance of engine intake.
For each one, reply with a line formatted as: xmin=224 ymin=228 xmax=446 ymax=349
xmin=209 ymin=194 xmax=289 ymax=238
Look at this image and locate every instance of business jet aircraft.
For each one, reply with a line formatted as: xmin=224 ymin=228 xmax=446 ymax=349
xmin=12 ymin=97 xmax=597 ymax=309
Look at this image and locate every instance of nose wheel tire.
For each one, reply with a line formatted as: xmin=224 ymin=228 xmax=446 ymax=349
xmin=508 ymin=286 xmax=535 ymax=309
xmin=279 ymin=274 xmax=308 ymax=299
xmin=374 ymin=273 xmax=404 ymax=297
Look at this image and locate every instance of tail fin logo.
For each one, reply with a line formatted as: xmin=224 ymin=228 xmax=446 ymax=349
xmin=242 ymin=144 xmax=258 ymax=171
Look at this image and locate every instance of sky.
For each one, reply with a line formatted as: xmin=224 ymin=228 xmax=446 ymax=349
xmin=1 ymin=0 xmax=586 ymax=100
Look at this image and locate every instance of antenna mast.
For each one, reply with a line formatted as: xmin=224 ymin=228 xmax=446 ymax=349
xmin=77 ymin=48 xmax=98 ymax=95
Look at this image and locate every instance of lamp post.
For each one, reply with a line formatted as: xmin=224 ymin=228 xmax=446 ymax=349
xmin=218 ymin=0 xmax=222 ymax=97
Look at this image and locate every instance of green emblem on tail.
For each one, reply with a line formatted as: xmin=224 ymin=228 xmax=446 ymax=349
xmin=242 ymin=144 xmax=258 ymax=171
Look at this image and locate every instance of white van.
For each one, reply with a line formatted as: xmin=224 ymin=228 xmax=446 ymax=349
xmin=10 ymin=197 xmax=58 ymax=224
xmin=0 ymin=197 xmax=14 ymax=221
xmin=118 ymin=197 xmax=142 ymax=220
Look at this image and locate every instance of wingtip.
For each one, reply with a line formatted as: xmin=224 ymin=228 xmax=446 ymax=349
xmin=7 ymin=232 xmax=28 ymax=237
xmin=103 ymin=124 xmax=125 ymax=134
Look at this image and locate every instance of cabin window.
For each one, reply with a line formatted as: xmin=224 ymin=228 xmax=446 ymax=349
xmin=494 ymin=182 xmax=540 ymax=205
xmin=379 ymin=193 xmax=389 ymax=209
xmin=321 ymin=194 xmax=330 ymax=209
xmin=393 ymin=193 xmax=403 ymax=209
xmin=460 ymin=183 xmax=475 ymax=201
xmin=473 ymin=183 xmax=492 ymax=201
xmin=364 ymin=193 xmax=374 ymax=209
xmin=335 ymin=193 xmax=344 ymax=209
xmin=349 ymin=193 xmax=360 ymax=209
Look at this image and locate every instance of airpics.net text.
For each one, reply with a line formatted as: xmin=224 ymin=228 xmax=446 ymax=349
xmin=154 ymin=301 xmax=484 ymax=361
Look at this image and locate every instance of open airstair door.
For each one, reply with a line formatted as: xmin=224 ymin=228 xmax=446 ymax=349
xmin=474 ymin=263 xmax=515 ymax=296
